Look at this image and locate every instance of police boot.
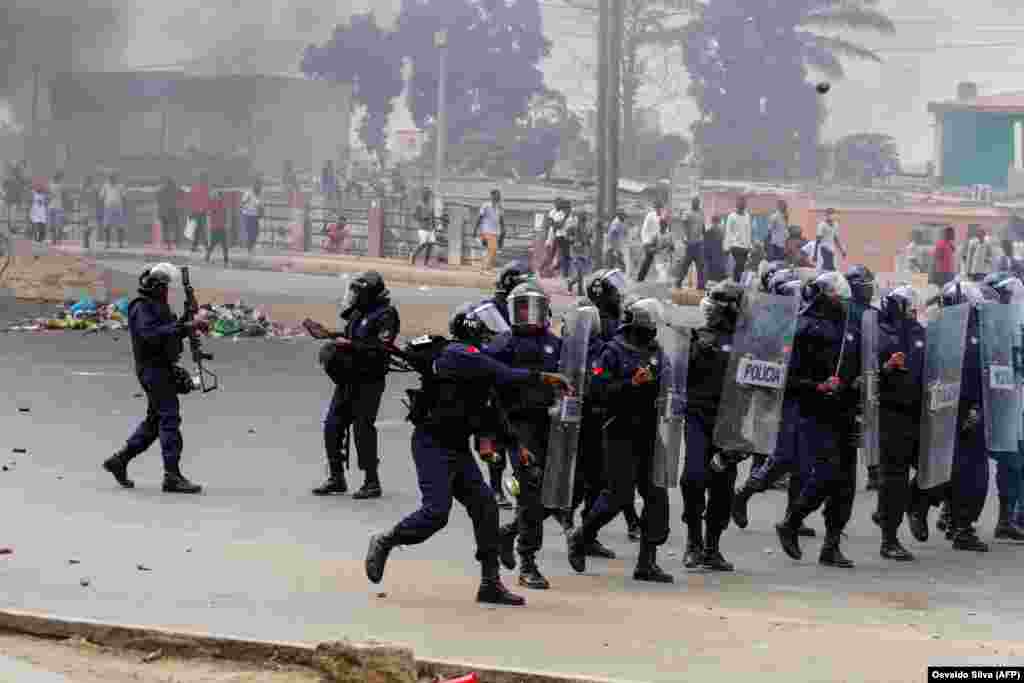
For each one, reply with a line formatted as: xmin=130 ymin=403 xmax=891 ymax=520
xmin=775 ymin=510 xmax=804 ymax=560
xmin=731 ymin=484 xmax=754 ymax=529
xmin=683 ymin=525 xmax=704 ymax=569
xmin=499 ymin=524 xmax=517 ymax=571
xmin=518 ymin=556 xmax=550 ymax=590
xmin=585 ymin=538 xmax=616 ymax=559
xmin=880 ymin=536 xmax=915 ymax=562
xmin=702 ymin=529 xmax=734 ymax=572
xmin=627 ymin=521 xmax=642 ymax=542
xmin=798 ymin=524 xmax=817 ymax=538
xmin=162 ymin=460 xmax=202 ymax=494
xmin=352 ymin=471 xmax=382 ymax=500
xmin=819 ymin=533 xmax=855 ymax=568
xmin=633 ymin=544 xmax=674 ymax=583
xmin=567 ymin=528 xmax=587 ymax=574
xmin=952 ymin=525 xmax=990 ymax=552
xmin=908 ymin=500 xmax=930 ymax=542
xmin=937 ymin=501 xmax=952 ymax=537
xmin=312 ymin=459 xmax=348 ymax=496
xmin=477 ymin=562 xmax=525 ymax=606
xmin=994 ymin=498 xmax=1024 ymax=541
xmin=773 ymin=473 xmax=791 ymax=491
xmin=365 ymin=529 xmax=399 ymax=584
xmin=102 ymin=450 xmax=135 ymax=489
xmin=866 ymin=465 xmax=880 ymax=491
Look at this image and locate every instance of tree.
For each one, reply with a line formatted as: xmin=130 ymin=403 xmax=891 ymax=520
xmin=396 ymin=0 xmax=550 ymax=148
xmin=301 ymin=12 xmax=404 ymax=166
xmin=832 ymin=133 xmax=901 ymax=185
xmin=682 ymin=0 xmax=895 ymax=180
xmin=627 ymin=132 xmax=690 ymax=179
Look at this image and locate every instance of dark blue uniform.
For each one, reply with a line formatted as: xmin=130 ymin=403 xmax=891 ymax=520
xmin=948 ymin=316 xmax=990 ymax=532
xmin=391 ymin=343 xmax=538 ymax=563
xmin=681 ymin=327 xmax=738 ymax=545
xmin=579 ymin=334 xmax=670 ymax=549
xmin=122 ymin=296 xmax=189 ymax=469
xmin=785 ymin=305 xmax=860 ymax=549
xmin=572 ymin=329 xmax=608 ymax=519
xmin=484 ymin=330 xmax=562 ymax=560
xmin=324 ymin=301 xmax=400 ymax=477
xmin=878 ymin=314 xmax=926 ymax=542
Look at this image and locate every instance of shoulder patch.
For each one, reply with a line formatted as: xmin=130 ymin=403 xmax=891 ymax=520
xmin=466 ymin=345 xmax=480 ymax=354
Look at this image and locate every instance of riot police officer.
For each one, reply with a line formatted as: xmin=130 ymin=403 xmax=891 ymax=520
xmin=731 ymin=269 xmax=816 ymax=539
xmin=313 ymin=271 xmax=400 ymax=499
xmin=873 ymin=286 xmax=925 ymax=561
xmin=680 ymin=282 xmax=745 ymax=571
xmin=478 ymin=261 xmax=535 ymax=508
xmin=365 ymin=303 xmax=570 ymax=605
xmin=981 ymin=272 xmax=1024 ymax=541
xmin=484 ymin=282 xmax=563 ymax=589
xmin=587 ymin=268 xmax=644 ymax=541
xmin=567 ymin=296 xmax=674 ymax=583
xmin=908 ymin=281 xmax=991 ymax=552
xmin=776 ymin=272 xmax=860 ymax=567
xmin=103 ymin=263 xmax=207 ymax=494
xmin=846 ymin=265 xmax=880 ymax=492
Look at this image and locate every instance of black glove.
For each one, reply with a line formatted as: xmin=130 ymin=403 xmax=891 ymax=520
xmin=961 ymin=405 xmax=981 ymax=434
xmin=172 ymin=365 xmax=194 ymax=395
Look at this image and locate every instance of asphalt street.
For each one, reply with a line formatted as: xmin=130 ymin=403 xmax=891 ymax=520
xmin=1 ymin=270 xmax=1023 ymax=682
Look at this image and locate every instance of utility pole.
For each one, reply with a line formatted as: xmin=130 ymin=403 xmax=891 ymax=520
xmin=29 ymin=64 xmax=41 ymax=168
xmin=596 ymin=0 xmax=609 ymax=247
xmin=605 ymin=0 xmax=623 ymax=220
xmin=433 ymin=29 xmax=449 ymax=212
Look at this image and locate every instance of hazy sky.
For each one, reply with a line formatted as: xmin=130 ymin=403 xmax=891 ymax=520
xmin=106 ymin=0 xmax=1024 ymax=167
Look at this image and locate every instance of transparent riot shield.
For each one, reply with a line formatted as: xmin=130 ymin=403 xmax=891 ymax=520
xmin=860 ymin=309 xmax=881 ymax=469
xmin=652 ymin=322 xmax=690 ymax=489
xmin=712 ymin=292 xmax=800 ymax=455
xmin=917 ymin=303 xmax=970 ymax=490
xmin=978 ymin=303 xmax=1021 ymax=453
xmin=541 ymin=308 xmax=593 ymax=510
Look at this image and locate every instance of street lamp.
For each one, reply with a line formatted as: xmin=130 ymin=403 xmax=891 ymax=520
xmin=432 ymin=29 xmax=448 ymax=214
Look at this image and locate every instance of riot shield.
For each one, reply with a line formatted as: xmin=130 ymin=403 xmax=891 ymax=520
xmin=541 ymin=308 xmax=593 ymax=510
xmin=978 ymin=303 xmax=1021 ymax=453
xmin=712 ymin=292 xmax=800 ymax=455
xmin=652 ymin=321 xmax=690 ymax=489
xmin=628 ymin=280 xmax=673 ymax=304
xmin=860 ymin=309 xmax=881 ymax=469
xmin=917 ymin=303 xmax=970 ymax=490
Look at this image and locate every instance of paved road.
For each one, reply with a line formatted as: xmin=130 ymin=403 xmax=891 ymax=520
xmin=2 ymin=292 xmax=1023 ymax=682
xmin=0 ymin=655 xmax=70 ymax=683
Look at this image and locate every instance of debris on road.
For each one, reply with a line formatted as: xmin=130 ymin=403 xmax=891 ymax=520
xmin=68 ymin=559 xmax=80 ymax=565
xmin=136 ymin=564 xmax=152 ymax=572
xmin=12 ymin=448 xmax=26 ymax=454
xmin=141 ymin=649 xmax=164 ymax=664
xmin=17 ymin=407 xmax=30 ymax=413
xmin=79 ymin=578 xmax=90 ymax=587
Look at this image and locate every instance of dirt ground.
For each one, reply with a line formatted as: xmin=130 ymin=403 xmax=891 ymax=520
xmin=0 ymin=633 xmax=321 ymax=683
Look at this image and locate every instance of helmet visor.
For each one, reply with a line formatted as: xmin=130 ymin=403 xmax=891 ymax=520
xmin=628 ymin=298 xmax=663 ymax=330
xmin=603 ymin=270 xmax=627 ymax=293
xmin=472 ymin=302 xmax=511 ymax=336
xmin=510 ymin=293 xmax=549 ymax=328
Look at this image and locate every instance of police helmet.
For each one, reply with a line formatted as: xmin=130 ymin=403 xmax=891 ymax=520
xmin=767 ymin=268 xmax=800 ymax=295
xmin=759 ymin=260 xmax=786 ymax=293
xmin=621 ymin=296 xmax=662 ymax=346
xmin=343 ymin=271 xmax=389 ymax=314
xmin=699 ymin=281 xmax=744 ymax=330
xmin=845 ymin=265 xmax=876 ymax=304
xmin=496 ymin=260 xmax=534 ymax=295
xmin=587 ymin=268 xmax=628 ymax=318
xmin=802 ymin=271 xmax=852 ymax=307
xmin=982 ymin=271 xmax=1024 ymax=304
xmin=508 ymin=281 xmax=550 ymax=331
xmin=940 ymin=280 xmax=985 ymax=307
xmin=138 ymin=262 xmax=178 ymax=296
xmin=450 ymin=301 xmax=511 ymax=345
xmin=880 ymin=285 xmax=921 ymax=323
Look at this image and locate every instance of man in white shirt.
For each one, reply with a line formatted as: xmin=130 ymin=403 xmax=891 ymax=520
xmin=475 ymin=189 xmax=504 ymax=273
xmin=814 ymin=208 xmax=846 ymax=272
xmin=100 ymin=172 xmax=126 ymax=249
xmin=724 ymin=197 xmax=752 ymax=283
xmin=766 ymin=199 xmax=788 ymax=262
xmin=636 ymin=199 xmax=664 ymax=282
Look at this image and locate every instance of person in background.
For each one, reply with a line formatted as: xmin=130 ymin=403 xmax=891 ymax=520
xmin=766 ymin=200 xmax=789 ymax=262
xmin=100 ymin=172 xmax=126 ymax=249
xmin=157 ymin=177 xmax=180 ymax=251
xmin=605 ymin=210 xmax=627 ymax=271
xmin=677 ymin=198 xmax=706 ymax=289
xmin=997 ymin=239 xmax=1016 ymax=273
xmin=966 ymin=228 xmax=996 ymax=281
xmin=29 ymin=178 xmax=48 ymax=243
xmin=3 ymin=163 xmax=23 ymax=234
xmin=703 ymin=215 xmax=727 ymax=283
xmin=321 ymin=160 xmax=338 ymax=199
xmin=240 ymin=179 xmax=264 ymax=255
xmin=81 ymin=174 xmax=102 ymax=250
xmin=636 ymin=199 xmax=664 ymax=282
xmin=815 ymin=208 xmax=847 ymax=272
xmin=724 ymin=197 xmax=752 ymax=283
xmin=931 ymin=226 xmax=957 ymax=288
xmin=205 ymin=190 xmax=229 ymax=267
xmin=476 ymin=189 xmax=505 ymax=273
xmin=324 ymin=213 xmax=350 ymax=254
xmin=48 ymin=170 xmax=66 ymax=244
xmin=188 ymin=172 xmax=211 ymax=253
xmin=411 ymin=188 xmax=437 ymax=266
xmin=784 ymin=225 xmax=809 ymax=268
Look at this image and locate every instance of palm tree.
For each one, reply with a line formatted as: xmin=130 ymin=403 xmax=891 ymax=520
xmin=796 ymin=0 xmax=896 ymax=80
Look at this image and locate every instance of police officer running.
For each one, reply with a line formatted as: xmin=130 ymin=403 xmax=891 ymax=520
xmin=484 ymin=282 xmax=564 ymax=589
xmin=103 ymin=263 xmax=207 ymax=494
xmin=776 ymin=272 xmax=860 ymax=567
xmin=567 ymin=296 xmax=674 ymax=583
xmin=365 ymin=303 xmax=570 ymax=605
xmin=681 ymin=282 xmax=745 ymax=571
xmin=313 ymin=271 xmax=400 ymax=499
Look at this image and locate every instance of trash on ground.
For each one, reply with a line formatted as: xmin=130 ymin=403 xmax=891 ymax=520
xmin=12 ymin=448 xmax=26 ymax=454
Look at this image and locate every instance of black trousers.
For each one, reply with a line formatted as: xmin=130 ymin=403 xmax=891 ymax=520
xmin=324 ymin=380 xmax=386 ymax=474
xmin=636 ymin=245 xmax=657 ymax=282
xmin=681 ymin=413 xmax=737 ymax=539
xmin=160 ymin=211 xmax=179 ymax=248
xmin=676 ymin=241 xmax=705 ymax=289
xmin=730 ymin=247 xmax=749 ymax=283
xmin=877 ymin=409 xmax=918 ymax=541
xmin=572 ymin=411 xmax=607 ymax=518
xmin=791 ymin=412 xmax=857 ymax=536
xmin=123 ymin=367 xmax=183 ymax=469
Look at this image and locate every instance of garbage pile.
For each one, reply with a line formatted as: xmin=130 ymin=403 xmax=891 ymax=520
xmin=4 ymin=297 xmax=311 ymax=339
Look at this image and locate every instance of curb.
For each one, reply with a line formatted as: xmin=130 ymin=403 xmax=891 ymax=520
xmin=0 ymin=608 xmax=630 ymax=683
